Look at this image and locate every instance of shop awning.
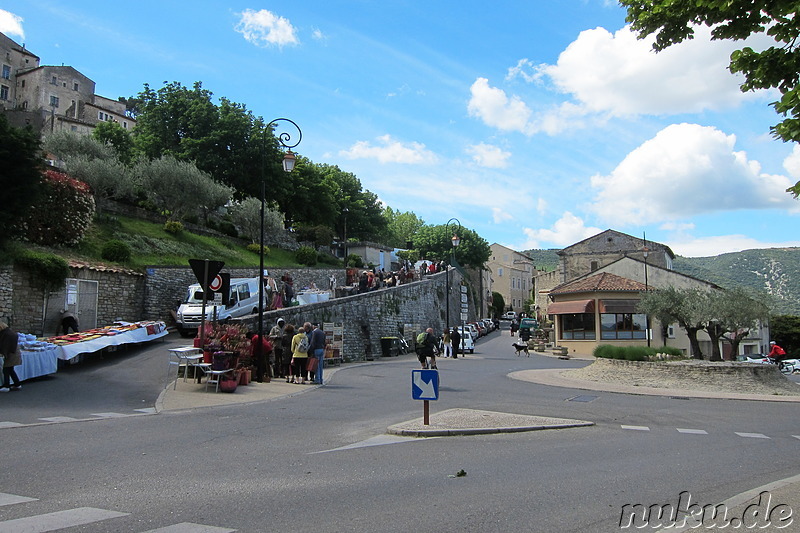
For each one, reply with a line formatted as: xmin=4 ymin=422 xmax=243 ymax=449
xmin=599 ymin=299 xmax=640 ymax=314
xmin=547 ymin=299 xmax=595 ymax=315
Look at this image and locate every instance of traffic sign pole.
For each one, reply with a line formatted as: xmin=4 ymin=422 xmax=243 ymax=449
xmin=424 ymin=400 xmax=429 ymax=425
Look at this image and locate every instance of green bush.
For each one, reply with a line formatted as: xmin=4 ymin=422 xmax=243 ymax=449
xmin=346 ymin=253 xmax=364 ymax=268
xmin=164 ymin=220 xmax=184 ymax=234
xmin=101 ymin=239 xmax=132 ymax=262
xmin=317 ymin=252 xmax=340 ymax=266
xmin=14 ymin=250 xmax=70 ymax=291
xmin=593 ymin=344 xmax=685 ymax=361
xmin=295 ymin=246 xmax=318 ymax=266
xmin=246 ymin=243 xmax=270 ymax=256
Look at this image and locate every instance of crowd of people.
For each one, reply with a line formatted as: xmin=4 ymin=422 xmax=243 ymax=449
xmin=352 ymin=261 xmax=450 ymax=294
xmin=415 ymin=326 xmax=466 ymax=370
xmin=246 ymin=319 xmax=329 ymax=385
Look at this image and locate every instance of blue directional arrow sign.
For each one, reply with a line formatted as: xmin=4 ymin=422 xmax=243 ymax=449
xmin=412 ymin=369 xmax=439 ymax=400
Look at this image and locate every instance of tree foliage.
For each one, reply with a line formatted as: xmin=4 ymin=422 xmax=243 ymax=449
xmin=492 ymin=291 xmax=505 ymax=318
xmin=620 ymin=0 xmax=800 ymax=195
xmin=229 ymin=196 xmax=285 ymax=244
xmin=92 ymin=121 xmax=134 ymax=164
xmin=710 ymin=287 xmax=770 ymax=359
xmin=0 ymin=115 xmax=45 ymax=250
xmin=637 ymin=287 xmax=709 ymax=358
xmin=381 ymin=207 xmax=425 ymax=248
xmin=770 ymin=314 xmax=800 ymax=356
xmin=412 ymin=224 xmax=491 ymax=268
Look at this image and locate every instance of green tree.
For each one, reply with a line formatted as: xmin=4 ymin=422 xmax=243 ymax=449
xmin=0 ymin=116 xmax=45 ymax=250
xmin=412 ymin=224 xmax=491 ymax=268
xmin=135 ymin=156 xmax=233 ymax=223
xmin=43 ymin=130 xmax=115 ymax=162
xmin=712 ymin=287 xmax=771 ymax=358
xmin=620 ymin=0 xmax=800 ymax=195
xmin=771 ymin=315 xmax=800 ymax=356
xmin=229 ymin=196 xmax=285 ymax=244
xmin=491 ymin=292 xmax=505 ymax=318
xmin=637 ymin=287 xmax=709 ymax=358
xmin=92 ymin=121 xmax=134 ymax=164
xmin=381 ymin=207 xmax=425 ymax=248
xmin=65 ymin=156 xmax=138 ymax=208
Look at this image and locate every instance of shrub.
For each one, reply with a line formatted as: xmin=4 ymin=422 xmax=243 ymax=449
xmin=593 ymin=344 xmax=686 ymax=361
xmin=164 ymin=220 xmax=184 ymax=234
xmin=246 ymin=243 xmax=270 ymax=256
xmin=101 ymin=239 xmax=132 ymax=262
xmin=317 ymin=252 xmax=340 ymax=266
xmin=15 ymin=170 xmax=95 ymax=246
xmin=346 ymin=253 xmax=364 ymax=268
xmin=14 ymin=250 xmax=70 ymax=291
xmin=295 ymin=246 xmax=318 ymax=266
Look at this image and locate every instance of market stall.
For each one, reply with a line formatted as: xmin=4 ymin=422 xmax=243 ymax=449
xmin=47 ymin=320 xmax=168 ymax=361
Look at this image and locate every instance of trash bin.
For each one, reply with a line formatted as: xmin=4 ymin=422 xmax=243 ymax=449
xmin=380 ymin=337 xmax=400 ymax=357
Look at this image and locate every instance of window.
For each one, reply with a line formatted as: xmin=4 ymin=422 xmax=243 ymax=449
xmin=498 ymin=267 xmax=503 ymax=277
xmin=123 ymin=121 xmax=128 ymax=129
xmin=560 ymin=313 xmax=596 ymax=340
xmin=590 ymin=260 xmax=598 ymax=271
xmin=1 ymin=64 xmax=9 ymax=79
xmin=49 ymin=95 xmax=59 ymax=108
xmin=70 ymin=126 xmax=77 ymax=132
xmin=51 ymin=75 xmax=57 ymax=85
xmin=73 ymin=82 xmax=79 ymax=91
xmin=20 ymin=79 xmax=25 ymax=87
xmin=600 ymin=313 xmax=647 ymax=340
xmin=98 ymin=111 xmax=103 ymax=119
xmin=0 ymin=85 xmax=8 ymax=100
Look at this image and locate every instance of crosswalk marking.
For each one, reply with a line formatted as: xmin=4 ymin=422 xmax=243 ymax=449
xmin=135 ymin=407 xmax=157 ymax=414
xmin=735 ymin=432 xmax=770 ymax=439
xmin=621 ymin=425 xmax=650 ymax=431
xmin=142 ymin=523 xmax=237 ymax=532
xmin=794 ymin=435 xmax=800 ymax=441
xmin=677 ymin=428 xmax=708 ymax=435
xmin=0 ymin=493 xmax=37 ymax=507
xmin=37 ymin=416 xmax=80 ymax=423
xmin=0 ymin=422 xmax=23 ymax=428
xmin=91 ymin=412 xmax=130 ymax=418
xmin=0 ymin=507 xmax=128 ymax=533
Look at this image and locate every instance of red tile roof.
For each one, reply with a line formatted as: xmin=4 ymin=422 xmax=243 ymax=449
xmin=550 ymin=272 xmax=647 ymax=295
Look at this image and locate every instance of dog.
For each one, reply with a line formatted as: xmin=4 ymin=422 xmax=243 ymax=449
xmin=512 ymin=342 xmax=530 ymax=357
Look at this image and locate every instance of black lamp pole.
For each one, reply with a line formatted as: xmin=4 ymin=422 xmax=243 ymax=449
xmin=445 ymin=218 xmax=461 ymax=336
xmin=258 ymin=118 xmax=301 ymax=380
xmin=642 ymin=235 xmax=650 ymax=348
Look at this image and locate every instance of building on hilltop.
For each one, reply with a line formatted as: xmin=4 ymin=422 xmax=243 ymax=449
xmin=0 ymin=31 xmax=135 ymax=136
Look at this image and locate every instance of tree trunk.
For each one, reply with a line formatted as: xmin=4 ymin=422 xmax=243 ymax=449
xmin=686 ymin=326 xmax=704 ymax=359
xmin=706 ymin=323 xmax=724 ymax=361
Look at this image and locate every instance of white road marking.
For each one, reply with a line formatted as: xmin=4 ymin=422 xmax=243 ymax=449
xmin=0 ymin=507 xmax=128 ymax=533
xmin=621 ymin=425 xmax=650 ymax=431
xmin=142 ymin=524 xmax=236 ymax=532
xmin=135 ymin=407 xmax=157 ymax=414
xmin=0 ymin=422 xmax=23 ymax=428
xmin=91 ymin=412 xmax=130 ymax=418
xmin=676 ymin=428 xmax=708 ymax=435
xmin=735 ymin=432 xmax=770 ymax=439
xmin=37 ymin=417 xmax=79 ymax=423
xmin=314 ymin=434 xmax=437 ymax=453
xmin=0 ymin=493 xmax=37 ymax=507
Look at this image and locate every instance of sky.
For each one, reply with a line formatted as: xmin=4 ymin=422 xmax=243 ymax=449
xmin=2 ymin=1 xmax=799 ymax=257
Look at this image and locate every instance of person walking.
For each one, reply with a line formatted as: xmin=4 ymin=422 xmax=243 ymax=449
xmin=290 ymin=324 xmax=310 ymax=384
xmin=416 ymin=328 xmax=438 ymax=370
xmin=441 ymin=328 xmax=452 ymax=358
xmin=269 ymin=318 xmax=286 ymax=378
xmin=282 ymin=324 xmax=295 ymax=382
xmin=450 ymin=326 xmax=461 ymax=359
xmin=309 ymin=323 xmax=327 ymax=384
xmin=0 ymin=322 xmax=22 ymax=392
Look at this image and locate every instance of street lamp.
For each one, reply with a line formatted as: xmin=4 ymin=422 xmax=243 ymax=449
xmin=445 ymin=218 xmax=461 ymax=354
xmin=642 ymin=240 xmax=651 ymax=347
xmin=342 ymin=207 xmax=349 ymax=265
xmin=258 ymin=118 xmax=301 ymax=382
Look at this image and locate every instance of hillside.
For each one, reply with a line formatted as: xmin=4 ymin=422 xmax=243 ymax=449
xmin=522 ymin=247 xmax=800 ymax=315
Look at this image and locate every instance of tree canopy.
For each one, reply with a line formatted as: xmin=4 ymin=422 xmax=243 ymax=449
xmin=412 ymin=224 xmax=491 ymax=268
xmin=620 ymin=0 xmax=800 ymax=196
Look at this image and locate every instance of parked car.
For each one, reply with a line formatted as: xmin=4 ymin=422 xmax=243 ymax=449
xmin=481 ymin=319 xmax=495 ymax=332
xmin=735 ymin=354 xmax=771 ymax=364
xmin=465 ymin=323 xmax=480 ymax=340
xmin=502 ymin=311 xmax=517 ymax=321
xmin=454 ymin=327 xmax=476 ymax=353
xmin=469 ymin=321 xmax=486 ymax=337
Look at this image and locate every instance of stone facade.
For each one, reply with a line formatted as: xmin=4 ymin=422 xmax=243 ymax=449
xmin=234 ymin=269 xmax=469 ymax=363
xmin=0 ymin=266 xmax=13 ymax=325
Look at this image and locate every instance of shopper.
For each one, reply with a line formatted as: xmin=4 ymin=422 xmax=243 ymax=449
xmin=0 ymin=322 xmax=22 ymax=392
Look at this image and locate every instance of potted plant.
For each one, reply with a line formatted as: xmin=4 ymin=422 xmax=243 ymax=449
xmin=205 ymin=323 xmax=252 ymax=391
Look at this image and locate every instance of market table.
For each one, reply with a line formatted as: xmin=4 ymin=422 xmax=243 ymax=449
xmin=49 ymin=321 xmax=168 ymax=361
xmin=7 ymin=346 xmax=60 ymax=382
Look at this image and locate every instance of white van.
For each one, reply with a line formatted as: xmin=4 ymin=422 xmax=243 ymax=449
xmin=176 ymin=277 xmax=261 ymax=337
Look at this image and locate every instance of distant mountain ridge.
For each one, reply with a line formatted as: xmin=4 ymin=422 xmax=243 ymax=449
xmin=521 ymin=247 xmax=800 ymax=315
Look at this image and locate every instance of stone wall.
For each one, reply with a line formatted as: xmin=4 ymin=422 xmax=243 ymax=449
xmin=234 ymin=269 xmax=471 ymax=363
xmin=143 ymin=266 xmax=348 ymax=324
xmin=0 ymin=266 xmax=12 ymax=326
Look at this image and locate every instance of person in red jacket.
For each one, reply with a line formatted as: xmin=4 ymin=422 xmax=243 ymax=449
xmin=768 ymin=341 xmax=786 ymax=361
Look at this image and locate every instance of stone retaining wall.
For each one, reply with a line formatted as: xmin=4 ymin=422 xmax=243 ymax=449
xmin=234 ymin=269 xmax=469 ymax=363
xmin=0 ymin=266 xmax=12 ymax=325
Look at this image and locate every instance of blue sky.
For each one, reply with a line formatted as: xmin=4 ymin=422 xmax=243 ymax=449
xmin=3 ymin=1 xmax=798 ymax=257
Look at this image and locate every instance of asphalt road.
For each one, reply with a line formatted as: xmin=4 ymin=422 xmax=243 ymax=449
xmin=1 ymin=330 xmax=799 ymax=532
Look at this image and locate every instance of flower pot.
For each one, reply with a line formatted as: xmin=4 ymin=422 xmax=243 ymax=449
xmin=219 ymin=372 xmax=239 ymax=393
xmin=239 ymin=368 xmax=251 ymax=386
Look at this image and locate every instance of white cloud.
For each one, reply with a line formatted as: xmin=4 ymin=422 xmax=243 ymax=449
xmin=589 ymin=123 xmax=798 ymax=225
xmin=783 ymin=144 xmax=800 ymax=179
xmin=506 ymin=58 xmax=543 ymax=84
xmin=492 ymin=207 xmax=514 ymax=224
xmin=467 ymin=78 xmax=533 ymax=134
xmin=0 ymin=9 xmax=24 ymax=39
xmin=521 ymin=212 xmax=603 ymax=248
xmin=666 ymin=234 xmax=800 ymax=257
xmin=339 ymin=135 xmax=437 ymax=164
xmin=235 ymin=9 xmax=298 ymax=48
xmin=466 ymin=142 xmax=511 ymax=168
xmin=311 ymin=28 xmax=326 ymax=41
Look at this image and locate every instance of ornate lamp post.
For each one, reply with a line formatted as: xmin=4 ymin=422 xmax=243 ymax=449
xmin=258 ymin=118 xmax=301 ymax=381
xmin=445 ymin=218 xmax=461 ymax=334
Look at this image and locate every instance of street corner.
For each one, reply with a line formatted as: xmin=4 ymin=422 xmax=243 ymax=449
xmin=386 ymin=407 xmax=594 ymax=437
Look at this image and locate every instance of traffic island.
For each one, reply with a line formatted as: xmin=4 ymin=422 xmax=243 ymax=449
xmin=386 ymin=408 xmax=594 ymax=437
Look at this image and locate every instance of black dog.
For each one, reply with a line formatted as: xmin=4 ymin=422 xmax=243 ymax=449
xmin=512 ymin=342 xmax=529 ymax=357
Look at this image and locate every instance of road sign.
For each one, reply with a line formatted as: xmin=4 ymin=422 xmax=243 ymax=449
xmin=188 ymin=259 xmax=225 ymax=289
xmin=209 ymin=274 xmax=223 ymax=291
xmin=412 ymin=369 xmax=439 ymax=400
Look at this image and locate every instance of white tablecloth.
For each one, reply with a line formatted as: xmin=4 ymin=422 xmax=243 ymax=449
xmin=297 ymin=291 xmax=331 ymax=305
xmin=14 ymin=347 xmax=60 ymax=381
xmin=56 ymin=321 xmax=168 ymax=360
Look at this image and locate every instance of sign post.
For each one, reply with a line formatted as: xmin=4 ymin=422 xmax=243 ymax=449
xmin=188 ymin=259 xmax=225 ymax=348
xmin=411 ymin=369 xmax=439 ymax=425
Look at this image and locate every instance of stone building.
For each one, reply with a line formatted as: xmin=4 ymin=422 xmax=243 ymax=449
xmin=0 ymin=31 xmax=135 ymax=135
xmin=486 ymin=243 xmax=535 ymax=314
